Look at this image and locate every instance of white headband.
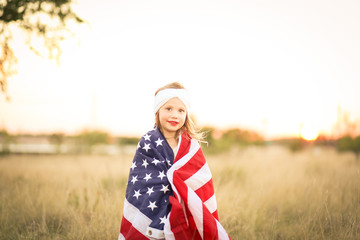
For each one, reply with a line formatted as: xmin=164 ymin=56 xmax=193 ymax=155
xmin=154 ymin=88 xmax=190 ymax=114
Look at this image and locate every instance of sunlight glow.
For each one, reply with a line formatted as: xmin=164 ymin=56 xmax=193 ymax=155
xmin=300 ymin=125 xmax=319 ymax=141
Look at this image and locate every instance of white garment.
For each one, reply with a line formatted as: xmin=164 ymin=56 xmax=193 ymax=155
xmin=172 ymin=135 xmax=181 ymax=159
xmin=172 ymin=146 xmax=178 ymax=158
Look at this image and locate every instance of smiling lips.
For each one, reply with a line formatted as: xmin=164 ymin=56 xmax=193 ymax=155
xmin=168 ymin=121 xmax=179 ymax=126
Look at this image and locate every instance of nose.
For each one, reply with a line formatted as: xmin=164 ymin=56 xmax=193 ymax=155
xmin=170 ymin=111 xmax=179 ymax=119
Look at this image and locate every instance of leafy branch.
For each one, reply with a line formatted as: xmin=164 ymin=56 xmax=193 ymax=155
xmin=0 ymin=0 xmax=84 ymax=100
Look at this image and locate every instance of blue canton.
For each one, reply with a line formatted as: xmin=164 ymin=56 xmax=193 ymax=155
xmin=125 ymin=127 xmax=174 ymax=230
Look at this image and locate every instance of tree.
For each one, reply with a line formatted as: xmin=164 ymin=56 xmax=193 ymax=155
xmin=0 ymin=128 xmax=13 ymax=154
xmin=76 ymin=130 xmax=110 ymax=154
xmin=48 ymin=132 xmax=65 ymax=154
xmin=202 ymin=127 xmax=264 ymax=154
xmin=337 ymin=135 xmax=360 ymax=160
xmin=1 ymin=0 xmax=83 ymax=99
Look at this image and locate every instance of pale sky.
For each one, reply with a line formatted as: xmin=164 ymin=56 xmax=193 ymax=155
xmin=1 ymin=0 xmax=360 ymax=139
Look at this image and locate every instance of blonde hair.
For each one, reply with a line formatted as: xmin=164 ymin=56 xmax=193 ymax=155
xmin=155 ymin=82 xmax=206 ymax=142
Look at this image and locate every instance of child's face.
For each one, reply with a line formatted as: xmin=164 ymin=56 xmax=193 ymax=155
xmin=158 ymin=97 xmax=187 ymax=137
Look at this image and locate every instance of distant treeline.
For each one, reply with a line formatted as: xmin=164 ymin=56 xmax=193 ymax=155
xmin=1 ymin=128 xmax=360 ymax=159
xmin=201 ymin=127 xmax=264 ymax=154
xmin=0 ymin=129 xmax=139 ymax=155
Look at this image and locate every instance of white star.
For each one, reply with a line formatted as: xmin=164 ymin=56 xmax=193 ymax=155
xmin=147 ymin=201 xmax=158 ymax=211
xmin=160 ymin=184 xmax=170 ymax=194
xmin=130 ymin=162 xmax=137 ymax=171
xmin=152 ymin=158 xmax=161 ymax=166
xmin=160 ymin=215 xmax=167 ymax=225
xmin=142 ymin=143 xmax=151 ymax=152
xmin=158 ymin=171 xmax=166 ymax=180
xmin=144 ymin=173 xmax=152 ymax=182
xmin=155 ymin=138 xmax=163 ymax=147
xmin=133 ymin=189 xmax=141 ymax=199
xmin=142 ymin=159 xmax=149 ymax=168
xmin=146 ymin=187 xmax=154 ymax=196
xmin=143 ymin=134 xmax=151 ymax=141
xmin=137 ymin=142 xmax=141 ymax=149
xmin=166 ymin=159 xmax=172 ymax=166
xmin=130 ymin=175 xmax=138 ymax=185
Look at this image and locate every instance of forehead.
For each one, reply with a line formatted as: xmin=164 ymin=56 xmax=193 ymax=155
xmin=162 ymin=97 xmax=186 ymax=108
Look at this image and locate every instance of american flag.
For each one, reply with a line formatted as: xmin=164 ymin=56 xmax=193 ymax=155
xmin=119 ymin=128 xmax=231 ymax=240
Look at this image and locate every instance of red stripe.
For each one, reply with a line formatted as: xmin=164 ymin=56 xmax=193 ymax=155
xmin=176 ymin=150 xmax=205 ymax=180
xmin=169 ymin=132 xmax=229 ymax=239
xmin=172 ymin=172 xmax=193 ymax=236
xmin=202 ymin=204 xmax=219 ymax=240
xmin=119 ymin=216 xmax=148 ymax=240
xmin=169 ymin=196 xmax=195 ymax=240
xmin=186 ymin=214 xmax=202 ymax=240
xmin=173 ymin=170 xmax=189 ymax=201
xmin=195 ymin=179 xmax=215 ymax=202
xmin=212 ymin=210 xmax=219 ymax=221
xmin=174 ymin=202 xmax=202 ymax=240
xmin=174 ymin=134 xmax=191 ymax=163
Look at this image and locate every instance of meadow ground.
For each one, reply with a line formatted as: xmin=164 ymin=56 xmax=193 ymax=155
xmin=0 ymin=145 xmax=359 ymax=239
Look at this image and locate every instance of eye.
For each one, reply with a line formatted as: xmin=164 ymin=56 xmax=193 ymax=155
xmin=166 ymin=107 xmax=172 ymax=111
xmin=179 ymin=109 xmax=185 ymax=113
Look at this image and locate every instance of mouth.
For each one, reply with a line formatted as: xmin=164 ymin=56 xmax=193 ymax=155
xmin=168 ymin=121 xmax=179 ymax=126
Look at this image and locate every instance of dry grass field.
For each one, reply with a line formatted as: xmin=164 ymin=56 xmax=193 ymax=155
xmin=0 ymin=145 xmax=359 ymax=239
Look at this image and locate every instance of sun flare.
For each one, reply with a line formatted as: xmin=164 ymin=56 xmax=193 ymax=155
xmin=300 ymin=126 xmax=319 ymax=141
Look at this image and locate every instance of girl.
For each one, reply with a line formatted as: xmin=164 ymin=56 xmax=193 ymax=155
xmin=119 ymin=82 xmax=230 ymax=240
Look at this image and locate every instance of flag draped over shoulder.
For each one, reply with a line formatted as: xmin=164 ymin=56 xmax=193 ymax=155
xmin=119 ymin=128 xmax=231 ymax=240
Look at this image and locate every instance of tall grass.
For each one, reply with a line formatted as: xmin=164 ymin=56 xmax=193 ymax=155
xmin=211 ymin=146 xmax=360 ymax=239
xmin=0 ymin=155 xmax=128 ymax=239
xmin=0 ymin=146 xmax=359 ymax=239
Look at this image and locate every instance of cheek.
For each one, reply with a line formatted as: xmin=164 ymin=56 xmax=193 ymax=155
xmin=159 ymin=111 xmax=169 ymax=121
xmin=180 ymin=114 xmax=186 ymax=123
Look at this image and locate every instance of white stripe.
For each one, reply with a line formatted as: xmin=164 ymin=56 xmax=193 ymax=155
xmin=187 ymin=187 xmax=204 ymax=239
xmin=217 ymin=220 xmax=231 ymax=240
xmin=146 ymin=226 xmax=164 ymax=239
xmin=167 ymin=137 xmax=200 ymax=202
xmin=123 ymin=198 xmax=152 ymax=236
xmin=171 ymin=138 xmax=200 ymax=170
xmin=184 ymin=162 xmax=212 ymax=191
xmin=204 ymin=194 xmax=218 ymax=214
xmin=118 ymin=233 xmax=125 ymax=240
xmin=163 ymin=212 xmax=176 ymax=240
